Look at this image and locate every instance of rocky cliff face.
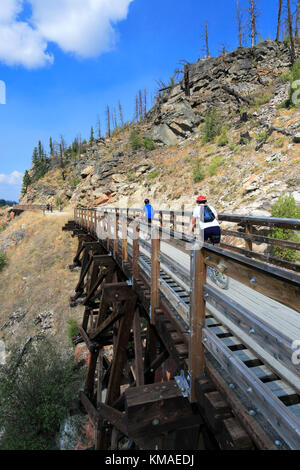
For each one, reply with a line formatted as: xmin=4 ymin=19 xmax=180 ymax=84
xmin=20 ymin=40 xmax=300 ymax=216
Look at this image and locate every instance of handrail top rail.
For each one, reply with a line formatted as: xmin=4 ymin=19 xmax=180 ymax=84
xmin=75 ymin=206 xmax=300 ymax=228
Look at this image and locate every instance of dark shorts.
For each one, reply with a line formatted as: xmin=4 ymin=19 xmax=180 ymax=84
xmin=204 ymin=226 xmax=221 ymax=244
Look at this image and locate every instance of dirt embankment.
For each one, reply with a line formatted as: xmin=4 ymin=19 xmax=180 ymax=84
xmin=0 ymin=210 xmax=82 ymax=350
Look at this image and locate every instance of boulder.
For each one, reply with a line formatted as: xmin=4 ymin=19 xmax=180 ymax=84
xmin=293 ymin=133 xmax=300 ymax=144
xmin=151 ymin=124 xmax=178 ymax=146
xmin=81 ymin=166 xmax=94 ymax=179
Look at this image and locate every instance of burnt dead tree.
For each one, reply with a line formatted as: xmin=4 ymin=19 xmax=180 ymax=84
xmin=248 ymin=0 xmax=259 ymax=47
xmin=287 ymin=0 xmax=296 ymax=64
xmin=276 ymin=0 xmax=283 ymax=41
xmin=296 ymin=0 xmax=300 ymax=36
xmin=236 ymin=0 xmax=244 ymax=47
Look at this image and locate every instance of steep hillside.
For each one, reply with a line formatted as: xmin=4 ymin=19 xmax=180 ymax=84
xmin=0 ymin=211 xmax=82 ymax=350
xmin=20 ymin=40 xmax=300 ymax=215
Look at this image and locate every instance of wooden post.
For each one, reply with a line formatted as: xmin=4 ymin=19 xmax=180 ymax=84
xmin=170 ymin=211 xmax=175 ymax=231
xmin=189 ymin=246 xmax=207 ymax=403
xmin=107 ymin=212 xmax=111 ymax=252
xmin=113 ymin=210 xmax=119 ymax=255
xmin=245 ymin=223 xmax=253 ymax=253
xmin=132 ymin=220 xmax=139 ymax=280
xmin=159 ymin=211 xmax=163 ymax=228
xmin=151 ymin=227 xmax=160 ymax=325
xmin=122 ymin=215 xmax=128 ymax=263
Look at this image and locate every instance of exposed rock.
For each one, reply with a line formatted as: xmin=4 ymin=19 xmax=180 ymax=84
xmin=81 ymin=166 xmax=94 ymax=179
xmin=293 ymin=133 xmax=300 ymax=144
xmin=151 ymin=123 xmax=178 ymax=146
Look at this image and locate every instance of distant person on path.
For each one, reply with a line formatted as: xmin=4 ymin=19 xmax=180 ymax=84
xmin=143 ymin=199 xmax=155 ymax=228
xmin=189 ymin=195 xmax=221 ymax=245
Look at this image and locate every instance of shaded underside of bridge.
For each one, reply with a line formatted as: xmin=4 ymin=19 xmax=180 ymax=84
xmin=60 ymin=207 xmax=300 ymax=451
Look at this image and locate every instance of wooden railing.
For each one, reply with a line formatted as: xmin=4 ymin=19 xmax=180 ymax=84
xmin=74 ymin=206 xmax=300 ymax=272
xmin=13 ymin=204 xmax=48 ymax=212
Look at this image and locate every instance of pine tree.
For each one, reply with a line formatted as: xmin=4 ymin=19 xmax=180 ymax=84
xmin=90 ymin=126 xmax=94 ymax=143
xmin=49 ymin=137 xmax=54 ymax=156
xmin=21 ymin=171 xmax=32 ymax=194
xmin=32 ymin=147 xmax=39 ymax=166
xmin=144 ymin=89 xmax=147 ymax=117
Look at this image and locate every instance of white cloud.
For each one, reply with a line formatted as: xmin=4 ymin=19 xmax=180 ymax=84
xmin=0 ymin=170 xmax=23 ymax=185
xmin=0 ymin=0 xmax=133 ymax=68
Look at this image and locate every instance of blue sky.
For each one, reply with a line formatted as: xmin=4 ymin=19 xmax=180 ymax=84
xmin=0 ymin=0 xmax=281 ymax=200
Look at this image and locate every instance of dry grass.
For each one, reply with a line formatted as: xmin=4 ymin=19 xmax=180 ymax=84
xmin=0 ymin=211 xmax=82 ymax=349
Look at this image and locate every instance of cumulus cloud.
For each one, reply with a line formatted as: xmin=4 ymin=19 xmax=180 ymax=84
xmin=0 ymin=0 xmax=133 ymax=68
xmin=0 ymin=170 xmax=23 ymax=185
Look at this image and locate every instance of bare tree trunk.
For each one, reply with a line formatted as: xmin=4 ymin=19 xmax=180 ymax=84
xmin=248 ymin=0 xmax=258 ymax=47
xmin=205 ymin=21 xmax=210 ymax=57
xmin=96 ymin=116 xmax=101 ymax=139
xmin=113 ymin=107 xmax=117 ymax=129
xmin=144 ymin=89 xmax=147 ymax=116
xmin=296 ymin=0 xmax=300 ymax=36
xmin=135 ymin=95 xmax=139 ymax=122
xmin=118 ymin=101 xmax=124 ymax=127
xmin=138 ymin=90 xmax=143 ymax=120
xmin=287 ymin=0 xmax=296 ymax=64
xmin=237 ymin=0 xmax=243 ymax=46
xmin=106 ymin=105 xmax=111 ymax=137
xmin=59 ymin=135 xmax=66 ymax=181
xmin=276 ymin=0 xmax=283 ymax=41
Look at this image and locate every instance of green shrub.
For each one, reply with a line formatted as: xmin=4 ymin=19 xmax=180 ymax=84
xmin=217 ymin=132 xmax=229 ymax=147
xmin=202 ymin=109 xmax=222 ymax=143
xmin=71 ymin=177 xmax=80 ymax=188
xmin=207 ymin=156 xmax=224 ymax=176
xmin=193 ymin=160 xmax=205 ymax=182
xmin=0 ymin=252 xmax=7 ymax=271
xmin=256 ymin=131 xmax=268 ymax=142
xmin=129 ymin=131 xmax=143 ymax=151
xmin=277 ymin=70 xmax=292 ymax=84
xmin=282 ymin=59 xmax=300 ymax=108
xmin=143 ymin=137 xmax=155 ymax=150
xmin=271 ymin=195 xmax=300 ymax=261
xmin=254 ymin=91 xmax=273 ymax=106
xmin=67 ymin=319 xmax=80 ymax=346
xmin=147 ymin=170 xmax=159 ymax=180
xmin=0 ymin=340 xmax=82 ymax=450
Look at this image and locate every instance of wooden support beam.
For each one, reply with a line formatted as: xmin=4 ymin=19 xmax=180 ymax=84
xmin=106 ymin=294 xmax=137 ymax=406
xmin=189 ymin=247 xmax=206 ymax=402
xmin=151 ymin=228 xmax=160 ymax=325
xmin=122 ymin=216 xmax=128 ymax=263
xmin=132 ymin=221 xmax=140 ymax=280
xmin=133 ymin=309 xmax=144 ymax=387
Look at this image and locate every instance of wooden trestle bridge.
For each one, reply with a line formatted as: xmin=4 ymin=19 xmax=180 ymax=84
xmin=60 ymin=206 xmax=300 ymax=451
xmin=16 ymin=203 xmax=300 ymax=450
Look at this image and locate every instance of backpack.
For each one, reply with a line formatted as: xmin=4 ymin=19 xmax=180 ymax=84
xmin=203 ymin=205 xmax=216 ymax=223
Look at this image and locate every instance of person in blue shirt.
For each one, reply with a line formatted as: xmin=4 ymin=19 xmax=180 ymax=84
xmin=143 ymin=199 xmax=155 ymax=228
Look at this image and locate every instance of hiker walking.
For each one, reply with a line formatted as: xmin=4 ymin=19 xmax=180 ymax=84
xmin=143 ymin=199 xmax=155 ymax=228
xmin=189 ymin=195 xmax=221 ymax=244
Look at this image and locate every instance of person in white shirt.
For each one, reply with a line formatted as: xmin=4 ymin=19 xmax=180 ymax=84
xmin=188 ymin=195 xmax=221 ymax=244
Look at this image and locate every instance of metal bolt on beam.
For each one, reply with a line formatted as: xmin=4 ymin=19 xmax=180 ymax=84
xmin=229 ymin=383 xmax=235 ymax=389
xmin=249 ymin=409 xmax=256 ymax=416
xmin=247 ymin=387 xmax=253 ymax=393
xmin=250 ymin=278 xmax=257 ymax=284
xmin=249 ymin=328 xmax=255 ymax=335
xmin=152 ymin=419 xmax=160 ymax=426
xmin=274 ymin=440 xmax=281 ymax=447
